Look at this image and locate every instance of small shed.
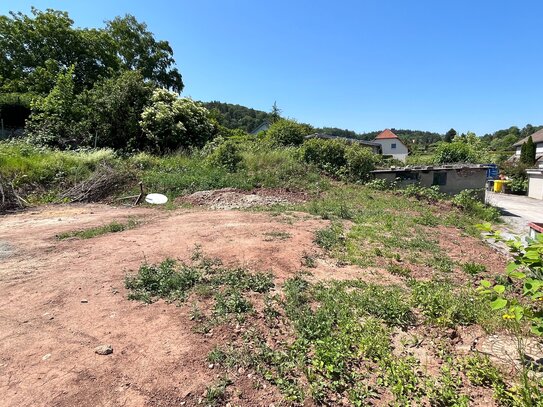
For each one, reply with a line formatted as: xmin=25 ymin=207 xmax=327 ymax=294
xmin=371 ymin=164 xmax=489 ymax=195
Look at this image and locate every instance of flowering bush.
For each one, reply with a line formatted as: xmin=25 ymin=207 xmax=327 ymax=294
xmin=140 ymin=89 xmax=216 ymax=154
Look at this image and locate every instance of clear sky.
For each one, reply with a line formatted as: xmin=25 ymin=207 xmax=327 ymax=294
xmin=3 ymin=1 xmax=542 ymax=135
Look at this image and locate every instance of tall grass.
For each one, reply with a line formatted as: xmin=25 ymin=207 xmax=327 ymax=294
xmin=0 ymin=141 xmax=116 ymax=187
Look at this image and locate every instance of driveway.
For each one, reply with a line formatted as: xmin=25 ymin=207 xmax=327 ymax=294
xmin=486 ymin=191 xmax=542 ymax=236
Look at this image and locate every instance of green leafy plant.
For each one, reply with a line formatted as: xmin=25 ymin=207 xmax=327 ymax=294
xmin=462 ymin=261 xmax=487 ymax=276
xmin=477 ymin=224 xmax=543 ymax=405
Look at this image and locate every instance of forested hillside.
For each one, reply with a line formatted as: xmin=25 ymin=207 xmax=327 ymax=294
xmin=202 ymin=101 xmax=273 ymax=133
xmin=481 ymin=124 xmax=543 ymax=151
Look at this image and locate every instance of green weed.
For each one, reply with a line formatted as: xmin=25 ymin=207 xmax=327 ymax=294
xmin=56 ymin=218 xmax=139 ymax=240
xmin=462 ymin=261 xmax=487 ymax=276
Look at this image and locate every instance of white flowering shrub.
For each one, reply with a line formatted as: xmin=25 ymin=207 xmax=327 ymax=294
xmin=140 ymin=89 xmax=216 ymax=153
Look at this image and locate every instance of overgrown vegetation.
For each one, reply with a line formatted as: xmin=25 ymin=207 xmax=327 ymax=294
xmin=125 ymin=248 xmax=538 ymax=405
xmin=56 ymin=218 xmax=139 ymax=240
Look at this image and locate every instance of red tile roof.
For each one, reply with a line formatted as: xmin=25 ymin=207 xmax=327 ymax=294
xmin=375 ymin=129 xmax=399 ymax=140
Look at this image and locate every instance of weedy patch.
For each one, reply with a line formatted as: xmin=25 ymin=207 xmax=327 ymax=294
xmin=262 ymin=231 xmax=292 ymax=241
xmin=204 ymin=376 xmax=232 ymax=406
xmin=462 ymin=261 xmax=487 ymax=276
xmin=56 ymin=218 xmax=139 ymax=240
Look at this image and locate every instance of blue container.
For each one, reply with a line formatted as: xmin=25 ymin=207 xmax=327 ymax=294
xmin=486 ymin=164 xmax=499 ymax=180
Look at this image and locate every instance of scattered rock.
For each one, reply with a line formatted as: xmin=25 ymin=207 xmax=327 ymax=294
xmin=208 ymin=363 xmax=214 ymax=369
xmin=94 ymin=344 xmax=113 ymax=355
xmin=42 ymin=353 xmax=51 ymax=361
xmin=81 ymin=299 xmax=88 ymax=303
xmin=178 ymin=188 xmax=307 ymax=210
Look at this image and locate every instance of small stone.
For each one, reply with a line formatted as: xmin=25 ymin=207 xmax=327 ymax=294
xmin=42 ymin=353 xmax=51 ymax=360
xmin=247 ymin=373 xmax=253 ymax=379
xmin=81 ymin=299 xmax=88 ymax=303
xmin=94 ymin=344 xmax=113 ymax=355
xmin=237 ymin=367 xmax=245 ymax=374
xmin=208 ymin=363 xmax=214 ymax=369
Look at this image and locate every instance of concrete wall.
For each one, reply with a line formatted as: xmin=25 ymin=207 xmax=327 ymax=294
xmin=374 ymin=168 xmax=488 ymax=195
xmin=528 ymin=172 xmax=543 ymax=200
xmin=374 ymin=139 xmax=408 ymax=161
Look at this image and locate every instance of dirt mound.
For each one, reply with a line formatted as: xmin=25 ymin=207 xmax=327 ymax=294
xmin=179 ymin=188 xmax=309 ymax=209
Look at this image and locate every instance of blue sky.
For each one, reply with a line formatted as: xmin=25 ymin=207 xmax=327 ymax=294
xmin=3 ymin=1 xmax=543 ymax=135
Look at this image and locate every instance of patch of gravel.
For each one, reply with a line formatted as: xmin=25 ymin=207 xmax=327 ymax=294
xmin=0 ymin=241 xmax=13 ymax=259
xmin=179 ymin=188 xmax=308 ymax=210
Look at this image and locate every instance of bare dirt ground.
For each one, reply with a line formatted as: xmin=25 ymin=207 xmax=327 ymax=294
xmin=0 ymin=203 xmax=330 ymax=407
xmin=0 ymin=202 xmax=515 ymax=406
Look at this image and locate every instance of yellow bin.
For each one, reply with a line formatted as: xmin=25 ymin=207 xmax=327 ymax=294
xmin=493 ymin=180 xmax=504 ymax=193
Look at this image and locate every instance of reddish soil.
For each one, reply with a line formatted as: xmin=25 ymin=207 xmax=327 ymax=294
xmin=0 ymin=203 xmax=510 ymax=406
xmin=0 ymin=204 xmax=327 ymax=407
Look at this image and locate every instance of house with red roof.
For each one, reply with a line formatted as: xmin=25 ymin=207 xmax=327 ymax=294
xmin=373 ymin=129 xmax=408 ymax=162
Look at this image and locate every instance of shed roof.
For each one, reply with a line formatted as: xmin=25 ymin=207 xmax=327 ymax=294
xmin=371 ymin=164 xmax=489 ymax=174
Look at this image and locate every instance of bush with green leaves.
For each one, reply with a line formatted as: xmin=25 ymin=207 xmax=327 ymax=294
xmin=81 ymin=70 xmax=154 ymax=151
xmin=301 ymin=138 xmax=347 ymax=174
xmin=452 ymin=189 xmax=500 ymax=222
xmin=140 ymin=89 xmax=216 ymax=153
xmin=433 ymin=141 xmax=479 ymax=164
xmin=25 ymin=66 xmax=88 ymax=149
xmin=344 ymin=144 xmax=376 ymax=181
xmin=206 ymin=139 xmax=243 ymax=172
xmin=266 ymin=119 xmax=311 ymax=146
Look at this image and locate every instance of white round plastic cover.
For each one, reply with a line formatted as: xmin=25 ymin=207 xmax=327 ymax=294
xmin=145 ymin=193 xmax=168 ymax=205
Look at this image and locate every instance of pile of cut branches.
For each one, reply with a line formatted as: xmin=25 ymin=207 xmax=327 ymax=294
xmin=0 ymin=177 xmax=26 ymax=213
xmin=60 ymin=164 xmax=132 ymax=203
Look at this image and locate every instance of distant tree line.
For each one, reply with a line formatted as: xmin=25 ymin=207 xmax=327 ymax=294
xmin=202 ymin=101 xmax=274 ymax=133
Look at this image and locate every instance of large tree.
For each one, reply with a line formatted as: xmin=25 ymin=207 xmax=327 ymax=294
xmin=0 ymin=8 xmax=183 ymax=95
xmin=520 ymin=136 xmax=536 ymax=165
xmin=106 ymin=15 xmax=183 ymax=93
xmin=444 ymin=128 xmax=456 ymax=143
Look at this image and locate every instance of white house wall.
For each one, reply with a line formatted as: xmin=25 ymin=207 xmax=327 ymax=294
xmin=374 ymin=139 xmax=408 ymax=161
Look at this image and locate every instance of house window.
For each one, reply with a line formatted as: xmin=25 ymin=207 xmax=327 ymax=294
xmin=432 ymin=172 xmax=447 ymax=186
xmin=391 ymin=143 xmax=397 ymax=149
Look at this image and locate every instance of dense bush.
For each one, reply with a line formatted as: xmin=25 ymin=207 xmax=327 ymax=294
xmin=302 ymin=138 xmax=375 ymax=181
xmin=140 ymin=89 xmax=216 ymax=153
xmin=82 ymin=71 xmax=154 ymax=151
xmin=451 ymin=189 xmax=500 ymax=221
xmin=501 ymin=161 xmax=530 ymax=194
xmin=433 ymin=141 xmax=479 ymax=164
xmin=207 ymin=139 xmax=243 ymax=172
xmin=25 ymin=66 xmax=87 ymax=149
xmin=344 ymin=145 xmax=376 ymax=181
xmin=302 ymin=138 xmax=347 ymax=173
xmin=266 ymin=119 xmax=311 ymax=146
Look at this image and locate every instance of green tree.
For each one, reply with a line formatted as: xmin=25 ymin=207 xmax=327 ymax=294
xmin=25 ymin=65 xmax=87 ymax=148
xmin=0 ymin=8 xmax=182 ymax=95
xmin=83 ymin=70 xmax=155 ymax=151
xmin=270 ymin=101 xmax=282 ymax=123
xmin=520 ymin=136 xmax=536 ymax=165
xmin=0 ymin=8 xmax=117 ymax=94
xmin=444 ymin=128 xmax=456 ymax=143
xmin=106 ymin=15 xmax=183 ymax=93
xmin=267 ymin=119 xmax=311 ymax=146
xmin=140 ymin=89 xmax=216 ymax=153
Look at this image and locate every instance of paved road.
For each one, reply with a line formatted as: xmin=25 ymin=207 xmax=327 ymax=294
xmin=486 ymin=191 xmax=542 ymax=236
